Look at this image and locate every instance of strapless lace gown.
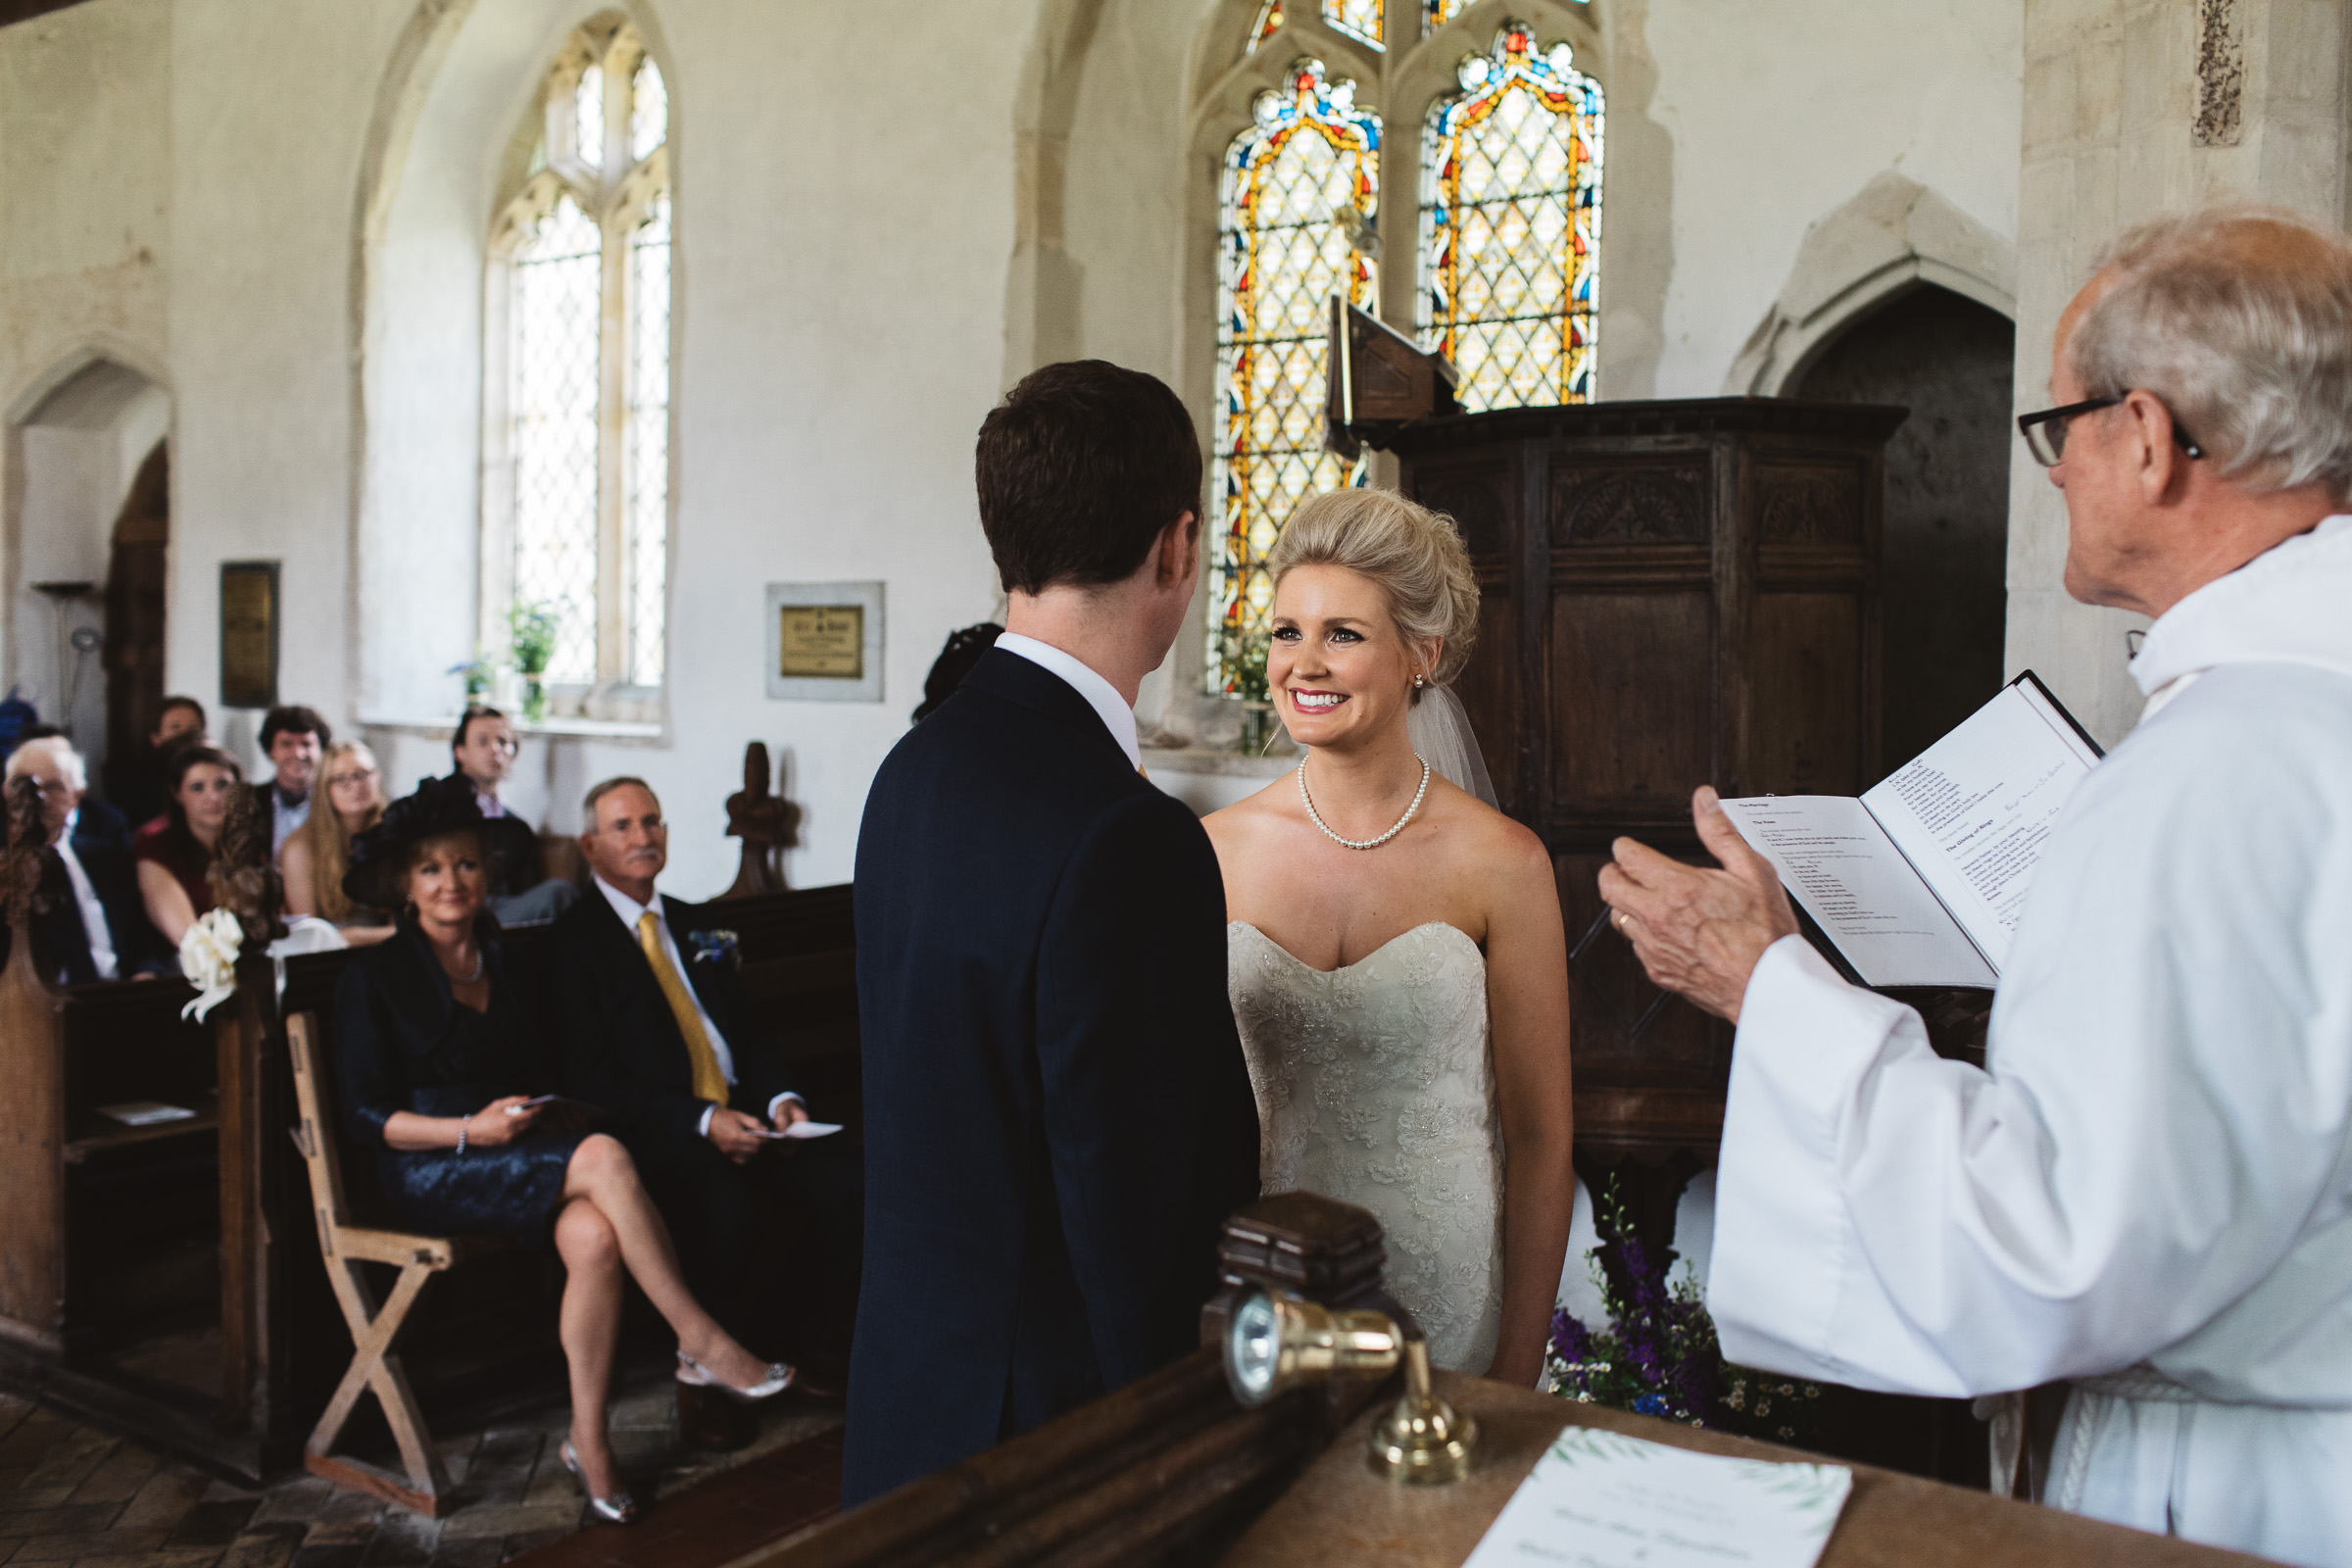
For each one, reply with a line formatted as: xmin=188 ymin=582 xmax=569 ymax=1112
xmin=1227 ymin=920 xmax=1503 ymax=1372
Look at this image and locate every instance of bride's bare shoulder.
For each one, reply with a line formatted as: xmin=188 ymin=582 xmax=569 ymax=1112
xmin=1427 ymin=777 xmax=1551 ymax=880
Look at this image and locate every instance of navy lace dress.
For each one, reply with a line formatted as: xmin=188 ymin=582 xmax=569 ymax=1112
xmin=331 ymin=914 xmax=588 ymax=1247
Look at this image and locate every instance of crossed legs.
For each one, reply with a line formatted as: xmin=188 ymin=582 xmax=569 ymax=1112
xmin=551 ymin=1133 xmax=777 ymax=1499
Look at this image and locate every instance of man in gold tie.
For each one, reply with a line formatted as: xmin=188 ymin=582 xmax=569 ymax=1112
xmin=549 ymin=777 xmax=862 ymax=1398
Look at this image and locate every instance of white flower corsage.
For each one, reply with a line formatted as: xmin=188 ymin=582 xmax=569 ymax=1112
xmin=178 ymin=906 xmax=247 ymax=1022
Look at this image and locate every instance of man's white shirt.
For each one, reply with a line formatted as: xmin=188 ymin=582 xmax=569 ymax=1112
xmin=1707 ymin=516 xmax=2352 ymax=1567
xmin=269 ymin=787 xmax=310 ymax=859
xmin=54 ymin=808 xmax=117 ymax=981
xmin=594 ymin=875 xmax=800 ymax=1136
xmin=993 ymin=632 xmax=1141 ymax=770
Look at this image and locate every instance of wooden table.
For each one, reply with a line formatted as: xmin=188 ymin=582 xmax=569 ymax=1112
xmin=1221 ymin=1372 xmax=2270 ymax=1568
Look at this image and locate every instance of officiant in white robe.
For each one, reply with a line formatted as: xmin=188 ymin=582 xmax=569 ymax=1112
xmin=1600 ymin=205 xmax=2352 ymax=1568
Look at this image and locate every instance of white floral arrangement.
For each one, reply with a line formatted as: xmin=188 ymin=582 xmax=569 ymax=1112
xmin=179 ymin=906 xmax=245 ymax=1022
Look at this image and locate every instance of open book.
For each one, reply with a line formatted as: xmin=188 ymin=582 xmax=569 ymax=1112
xmin=1716 ymin=673 xmax=2101 ymax=988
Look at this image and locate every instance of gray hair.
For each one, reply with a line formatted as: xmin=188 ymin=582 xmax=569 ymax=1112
xmin=2071 ymin=203 xmax=2352 ymax=499
xmin=1269 ymin=488 xmax=1480 ymax=693
xmin=4 ymin=736 xmax=85 ymax=792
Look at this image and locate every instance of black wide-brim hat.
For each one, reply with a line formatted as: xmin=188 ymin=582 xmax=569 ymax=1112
xmin=343 ymin=774 xmax=515 ymax=911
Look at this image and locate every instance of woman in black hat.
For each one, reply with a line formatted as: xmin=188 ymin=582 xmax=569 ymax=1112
xmin=331 ymin=776 xmax=790 ymax=1523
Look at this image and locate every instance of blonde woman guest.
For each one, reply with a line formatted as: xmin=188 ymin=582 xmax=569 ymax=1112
xmin=1203 ymin=488 xmax=1574 ymax=1386
xmin=132 ymin=744 xmax=243 ymax=949
xmin=282 ymin=741 xmax=395 ymax=946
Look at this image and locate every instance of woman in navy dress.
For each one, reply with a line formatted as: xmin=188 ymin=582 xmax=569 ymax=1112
xmin=332 ymin=777 xmax=791 ymax=1523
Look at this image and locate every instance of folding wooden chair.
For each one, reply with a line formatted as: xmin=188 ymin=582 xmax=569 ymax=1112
xmin=285 ymin=1011 xmax=508 ymax=1516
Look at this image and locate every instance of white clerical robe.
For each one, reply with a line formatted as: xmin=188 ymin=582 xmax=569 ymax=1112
xmin=1710 ymin=515 xmax=2352 ymax=1567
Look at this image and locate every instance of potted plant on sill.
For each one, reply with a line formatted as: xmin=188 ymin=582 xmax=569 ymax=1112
xmin=509 ymin=602 xmax=558 ymax=722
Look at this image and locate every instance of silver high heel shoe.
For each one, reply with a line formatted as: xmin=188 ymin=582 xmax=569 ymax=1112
xmin=560 ymin=1439 xmax=641 ymax=1525
xmin=675 ymin=1348 xmax=796 ymax=1402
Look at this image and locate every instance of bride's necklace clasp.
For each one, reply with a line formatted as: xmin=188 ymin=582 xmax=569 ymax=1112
xmin=1298 ymin=755 xmax=1431 ymax=851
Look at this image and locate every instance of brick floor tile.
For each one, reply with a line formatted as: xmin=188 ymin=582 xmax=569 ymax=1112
xmin=0 ymin=1505 xmax=120 ymax=1536
xmin=0 ymin=1494 xmax=73 ymax=1518
xmin=288 ymin=1544 xmax=366 ymax=1568
xmin=115 ymin=1471 xmax=213 ymax=1533
xmin=0 ymin=1418 xmax=73 ymax=1468
xmin=435 ymin=1506 xmax=574 ymax=1543
xmin=297 ymin=1492 xmax=387 ymax=1546
xmin=69 ymin=1446 xmax=165 ymax=1506
xmin=9 ymin=1527 xmax=169 ymax=1561
xmin=168 ymin=1499 xmax=262 ymax=1548
xmin=358 ymin=1507 xmax=440 ymax=1567
xmin=0 ymin=1537 xmax=22 ymax=1565
xmin=420 ymin=1535 xmax=501 ymax=1568
xmin=19 ymin=1430 xmax=114 ymax=1494
xmin=195 ymin=1483 xmax=262 ymax=1505
xmin=0 ymin=1401 xmax=34 ymax=1446
xmin=216 ymin=1525 xmax=306 ymax=1568
xmin=63 ymin=1550 xmax=220 ymax=1568
xmin=244 ymin=1478 xmax=334 ymax=1528
xmin=490 ymin=1529 xmax=568 ymax=1563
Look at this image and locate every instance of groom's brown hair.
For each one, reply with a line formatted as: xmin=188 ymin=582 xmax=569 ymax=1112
xmin=975 ymin=361 xmax=1200 ymax=595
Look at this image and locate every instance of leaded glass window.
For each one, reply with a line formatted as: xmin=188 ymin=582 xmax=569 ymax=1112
xmin=1418 ymin=22 xmax=1603 ymax=411
xmin=488 ymin=18 xmax=672 ymax=700
xmin=1426 ymin=0 xmax=1470 ymax=25
xmin=1246 ymin=0 xmax=1283 ymax=54
xmin=1210 ymin=59 xmax=1380 ymax=688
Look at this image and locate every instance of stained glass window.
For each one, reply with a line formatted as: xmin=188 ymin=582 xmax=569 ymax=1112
xmin=1210 ymin=59 xmax=1380 ymax=690
xmin=1419 ymin=22 xmax=1602 ymax=411
xmin=1425 ymin=0 xmax=1470 ymax=24
xmin=1323 ymin=0 xmax=1384 ymax=47
xmin=1246 ymin=0 xmax=1283 ymax=54
xmin=492 ymin=21 xmax=672 ymax=700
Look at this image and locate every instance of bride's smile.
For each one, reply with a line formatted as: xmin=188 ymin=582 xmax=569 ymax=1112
xmin=1269 ymin=564 xmax=1433 ymax=752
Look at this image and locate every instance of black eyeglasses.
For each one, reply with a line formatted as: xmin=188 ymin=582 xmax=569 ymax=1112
xmin=2018 ymin=395 xmax=2204 ymax=466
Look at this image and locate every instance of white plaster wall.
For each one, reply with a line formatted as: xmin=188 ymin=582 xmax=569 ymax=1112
xmin=1635 ymin=0 xmax=2024 ymax=399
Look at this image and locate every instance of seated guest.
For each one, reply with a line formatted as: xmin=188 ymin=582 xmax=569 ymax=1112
xmin=254 ymin=706 xmax=329 ymax=860
xmin=0 ymin=737 xmax=168 ymax=982
xmin=549 ymin=777 xmax=861 ymax=1393
xmin=910 ymin=622 xmax=1004 ymax=722
xmin=108 ymin=696 xmax=207 ymax=830
xmin=282 ymin=740 xmax=394 ymax=946
xmin=332 ymin=777 xmax=795 ymax=1524
xmin=132 ymin=744 xmax=241 ymax=949
xmin=448 ymin=705 xmax=576 ymax=924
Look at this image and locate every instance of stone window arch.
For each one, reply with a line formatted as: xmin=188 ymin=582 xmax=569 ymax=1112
xmin=481 ymin=15 xmax=671 ymax=708
xmin=1197 ymin=0 xmax=1603 ymax=690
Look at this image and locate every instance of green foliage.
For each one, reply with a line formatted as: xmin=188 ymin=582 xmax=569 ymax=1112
xmin=509 ymin=602 xmax=559 ymax=677
xmin=1217 ymin=624 xmax=1271 ymax=704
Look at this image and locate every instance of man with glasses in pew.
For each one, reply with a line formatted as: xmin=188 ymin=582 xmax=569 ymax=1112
xmin=546 ymin=777 xmax=863 ymax=1400
xmin=1 ymin=736 xmax=170 ymax=982
xmin=1601 ymin=206 xmax=2352 ymax=1565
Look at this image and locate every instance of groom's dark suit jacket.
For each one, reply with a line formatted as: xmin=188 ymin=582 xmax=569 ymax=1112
xmin=843 ymin=647 xmax=1260 ymax=1505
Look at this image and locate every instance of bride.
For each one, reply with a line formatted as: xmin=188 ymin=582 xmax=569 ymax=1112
xmin=1204 ymin=488 xmax=1574 ymax=1385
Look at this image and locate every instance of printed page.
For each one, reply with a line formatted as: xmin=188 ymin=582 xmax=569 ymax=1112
xmin=1461 ymin=1426 xmax=1852 ymax=1568
xmin=1715 ymin=796 xmax=1997 ymax=988
xmin=1862 ymin=681 xmax=2097 ymax=972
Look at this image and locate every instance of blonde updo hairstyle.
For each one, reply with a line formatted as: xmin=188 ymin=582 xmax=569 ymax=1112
xmin=1267 ymin=488 xmax=1480 ymax=701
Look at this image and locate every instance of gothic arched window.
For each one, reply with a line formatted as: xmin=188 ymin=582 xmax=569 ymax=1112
xmin=1420 ymin=22 xmax=1603 ymax=411
xmin=1210 ymin=58 xmax=1381 ymax=686
xmin=486 ymin=17 xmax=671 ymax=702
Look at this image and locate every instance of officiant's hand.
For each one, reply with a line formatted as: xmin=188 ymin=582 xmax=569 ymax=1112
xmin=708 ymin=1106 xmax=767 ymax=1165
xmin=1599 ymin=786 xmax=1798 ymax=1023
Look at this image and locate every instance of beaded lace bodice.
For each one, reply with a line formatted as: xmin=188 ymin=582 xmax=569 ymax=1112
xmin=1227 ymin=920 xmax=1502 ymax=1372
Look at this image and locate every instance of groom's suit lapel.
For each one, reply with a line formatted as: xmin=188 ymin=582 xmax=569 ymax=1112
xmin=959 ymin=647 xmax=1132 ymax=767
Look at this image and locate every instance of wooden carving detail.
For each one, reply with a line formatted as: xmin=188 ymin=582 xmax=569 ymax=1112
xmin=1757 ymin=466 xmax=1861 ymax=545
xmin=1551 ymin=466 xmax=1708 ymax=545
xmin=1418 ymin=477 xmax=1509 ymax=558
xmin=212 ymin=784 xmax=286 ymax=952
xmin=723 ymin=742 xmax=800 ymax=900
xmin=3 ymin=776 xmax=48 ymax=934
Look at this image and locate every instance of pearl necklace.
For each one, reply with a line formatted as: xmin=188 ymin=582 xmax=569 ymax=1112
xmin=1298 ymin=756 xmax=1431 ymax=851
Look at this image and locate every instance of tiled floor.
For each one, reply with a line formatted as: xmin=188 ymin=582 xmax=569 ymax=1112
xmin=0 ymin=1370 xmax=841 ymax=1568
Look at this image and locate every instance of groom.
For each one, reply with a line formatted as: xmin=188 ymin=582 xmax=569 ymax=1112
xmin=843 ymin=361 xmax=1261 ymax=1505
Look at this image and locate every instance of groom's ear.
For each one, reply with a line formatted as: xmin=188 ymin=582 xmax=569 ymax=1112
xmin=1156 ymin=511 xmax=1200 ymax=589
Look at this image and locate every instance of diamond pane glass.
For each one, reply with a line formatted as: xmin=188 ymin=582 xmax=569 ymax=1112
xmin=626 ymin=196 xmax=671 ymax=687
xmin=630 ymin=58 xmax=666 ymax=162
xmin=1210 ymin=59 xmax=1379 ymax=691
xmin=1322 ymin=0 xmax=1383 ymax=47
xmin=574 ymin=64 xmax=605 ymax=168
xmin=1426 ymin=0 xmax=1471 ymax=25
xmin=511 ymin=194 xmax=603 ymax=684
xmin=1419 ymin=22 xmax=1603 ymax=411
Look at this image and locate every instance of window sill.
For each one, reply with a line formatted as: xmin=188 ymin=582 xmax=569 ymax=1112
xmin=1141 ymin=746 xmax=1298 ymax=780
xmin=358 ymin=712 xmax=665 ymax=742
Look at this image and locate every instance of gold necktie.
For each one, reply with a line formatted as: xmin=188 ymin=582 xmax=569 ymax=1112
xmin=637 ymin=910 xmax=730 ymax=1104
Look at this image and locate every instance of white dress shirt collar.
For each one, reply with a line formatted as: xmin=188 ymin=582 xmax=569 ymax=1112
xmin=54 ymin=808 xmax=118 ymax=982
xmin=993 ymin=632 xmax=1142 ymax=770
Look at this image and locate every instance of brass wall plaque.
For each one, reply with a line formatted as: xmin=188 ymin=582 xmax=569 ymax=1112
xmin=777 ymin=605 xmax=865 ymax=679
xmin=220 ymin=561 xmax=279 ymax=710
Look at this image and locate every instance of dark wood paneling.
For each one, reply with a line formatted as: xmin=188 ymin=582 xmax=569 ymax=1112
xmin=1549 ymin=591 xmax=1713 ymax=808
xmin=1746 ymin=592 xmax=1866 ymax=796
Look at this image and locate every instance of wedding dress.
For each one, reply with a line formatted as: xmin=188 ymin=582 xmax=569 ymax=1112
xmin=1228 ymin=919 xmax=1504 ymax=1371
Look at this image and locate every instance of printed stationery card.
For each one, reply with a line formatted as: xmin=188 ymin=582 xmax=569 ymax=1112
xmin=1461 ymin=1427 xmax=1852 ymax=1568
